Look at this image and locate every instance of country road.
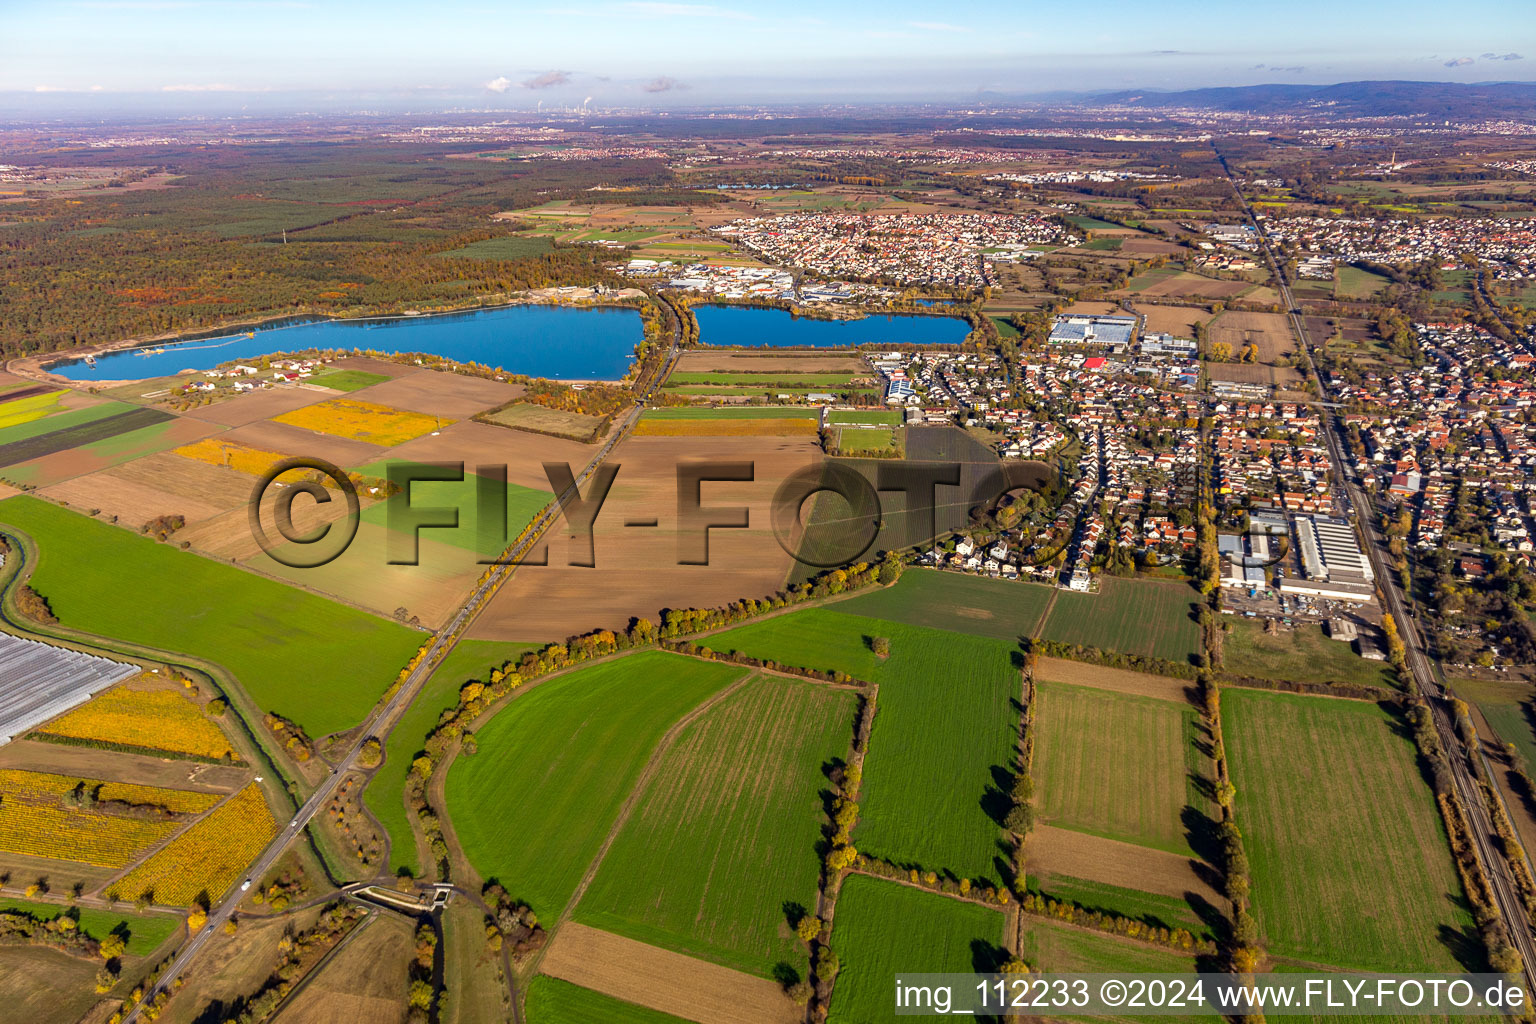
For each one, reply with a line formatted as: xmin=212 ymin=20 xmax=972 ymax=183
xmin=1217 ymin=148 xmax=1536 ymax=990
xmin=124 ymin=300 xmax=688 ymax=1022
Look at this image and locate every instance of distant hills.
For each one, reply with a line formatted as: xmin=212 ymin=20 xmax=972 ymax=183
xmin=1085 ymin=80 xmax=1536 ymax=119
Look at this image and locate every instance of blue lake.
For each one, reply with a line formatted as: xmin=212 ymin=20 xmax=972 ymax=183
xmin=694 ymin=305 xmax=970 ymax=348
xmin=48 ymin=304 xmax=645 ymax=382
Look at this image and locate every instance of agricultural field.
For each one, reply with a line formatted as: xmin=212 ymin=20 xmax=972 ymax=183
xmin=0 ymin=495 xmax=423 ymax=738
xmin=467 ymin=432 xmax=818 ymax=643
xmin=368 ymin=638 xmax=534 ymax=876
xmin=826 ymin=876 xmax=1005 ymax=1024
xmin=1207 ymin=310 xmax=1295 ymax=363
xmin=704 ymin=609 xmax=1018 ymax=881
xmin=1224 ymin=689 xmax=1478 ymax=971
xmin=1221 ymin=618 xmax=1398 ymax=690
xmin=833 ymin=569 xmax=1054 ymax=642
xmin=632 ymin=415 xmax=818 ymax=437
xmin=445 ymin=652 xmax=747 ymax=918
xmin=1031 ymin=681 xmax=1216 ymax=858
xmin=524 ymin=976 xmax=688 ymax=1024
xmin=0 ymin=897 xmax=180 ymax=957
xmin=0 ymin=769 xmax=186 ymax=867
xmin=576 ymin=675 xmax=855 ymax=977
xmin=0 ymin=406 xmax=175 ymax=472
xmin=31 ymin=679 xmax=238 ymax=765
xmin=638 ymin=406 xmax=820 ymax=420
xmin=1334 ymin=265 xmax=1391 ymax=300
xmin=277 ymin=913 xmax=413 ymax=1024
xmin=1451 ymin=676 xmax=1536 ymax=772
xmin=827 ymin=408 xmax=902 ymax=426
xmin=1039 ymin=576 xmax=1201 ymax=664
xmin=828 ymin=425 xmax=899 ymax=456
xmin=355 ymin=458 xmax=553 ymax=559
xmin=108 ymin=783 xmax=277 ymax=906
xmin=173 ymin=437 xmax=289 ymax=478
xmin=478 ymin=401 xmax=608 ymax=442
xmin=305 ymin=368 xmax=391 ymax=393
xmin=273 ymin=397 xmax=446 ymax=446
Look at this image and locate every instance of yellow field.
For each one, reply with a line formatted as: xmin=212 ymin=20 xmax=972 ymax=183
xmin=632 ymin=417 xmax=818 ymax=437
xmin=0 ymin=770 xmax=195 ymax=868
xmin=39 ymin=685 xmax=239 ymax=762
xmin=0 ymin=391 xmax=69 ymax=430
xmin=108 ymin=784 xmax=277 ymax=906
xmin=0 ymin=769 xmax=220 ymax=814
xmin=274 ymin=398 xmax=446 ymax=446
xmin=173 ymin=437 xmax=290 ymax=478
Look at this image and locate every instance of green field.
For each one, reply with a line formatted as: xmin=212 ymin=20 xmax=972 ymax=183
xmin=1224 ymin=689 xmax=1478 ymax=971
xmin=1039 ymin=577 xmax=1200 ymax=664
xmin=305 ymin=369 xmax=390 ymax=392
xmin=1431 ymin=270 xmax=1474 ymax=305
xmin=577 ymin=676 xmax=854 ymax=977
xmin=1067 ymin=215 xmax=1123 ymax=232
xmin=989 ymin=315 xmax=1022 ymax=339
xmin=705 ymin=609 xmax=1018 ymax=880
xmin=1032 ymin=681 xmax=1215 ymax=857
xmin=667 ymin=372 xmax=854 ymax=387
xmin=0 ymin=898 xmax=180 ymax=957
xmin=1222 ymin=619 xmax=1397 ymax=690
xmin=524 ymin=976 xmax=688 ymax=1024
xmin=832 ymin=427 xmax=898 ymax=455
xmin=827 ymin=409 xmax=902 ymax=426
xmin=833 ymin=569 xmax=1054 ymax=642
xmin=445 ymin=652 xmax=746 ymax=918
xmin=1449 ymin=677 xmax=1536 ymax=771
xmin=436 ymin=236 xmax=554 ymax=261
xmin=639 ymin=406 xmax=816 ymax=420
xmin=367 ymin=638 xmax=533 ymax=876
xmin=826 ymin=875 xmax=1005 ymax=1024
xmin=1334 ymin=266 xmax=1390 ymax=300
xmin=0 ymin=496 xmax=421 ymax=737
xmin=0 ymin=397 xmax=126 ymax=445
xmin=355 ymin=459 xmax=553 ymax=558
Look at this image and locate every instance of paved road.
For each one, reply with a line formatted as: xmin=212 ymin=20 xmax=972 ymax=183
xmin=1217 ymin=150 xmax=1536 ymax=988
xmin=126 ymin=303 xmax=687 ymax=1022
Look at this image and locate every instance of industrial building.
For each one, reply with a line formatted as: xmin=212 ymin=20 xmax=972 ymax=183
xmin=1281 ymin=514 xmax=1376 ymax=603
xmin=1047 ymin=314 xmax=1138 ymax=352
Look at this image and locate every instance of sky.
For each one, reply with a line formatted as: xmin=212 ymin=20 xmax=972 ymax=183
xmin=3 ymin=0 xmax=1534 ymax=111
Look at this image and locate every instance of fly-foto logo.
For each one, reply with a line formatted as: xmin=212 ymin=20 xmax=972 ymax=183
xmin=249 ymin=456 xmax=1057 ymax=570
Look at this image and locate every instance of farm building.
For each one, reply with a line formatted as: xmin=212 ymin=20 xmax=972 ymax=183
xmin=0 ymin=633 xmax=138 ymax=744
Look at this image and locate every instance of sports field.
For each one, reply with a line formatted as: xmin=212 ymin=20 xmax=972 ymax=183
xmin=524 ymin=976 xmax=688 ymax=1024
xmin=1039 ymin=576 xmax=1201 ymax=664
xmin=1032 ymin=681 xmax=1215 ymax=857
xmin=445 ymin=652 xmax=746 ymax=918
xmin=0 ymin=495 xmax=422 ymax=737
xmin=577 ymin=676 xmax=855 ymax=977
xmin=826 ymin=875 xmax=1004 ymax=1024
xmin=367 ymin=638 xmax=534 ymax=876
xmin=833 ymin=569 xmax=1054 ymax=642
xmin=1224 ymin=689 xmax=1478 ymax=971
xmin=705 ymin=609 xmax=1019 ymax=881
xmin=1222 ymin=619 xmax=1397 ymax=689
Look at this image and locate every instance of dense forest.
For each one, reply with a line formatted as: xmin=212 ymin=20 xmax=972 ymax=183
xmin=0 ymin=147 xmax=693 ymax=358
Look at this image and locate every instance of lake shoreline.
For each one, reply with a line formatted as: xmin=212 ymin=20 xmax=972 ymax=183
xmin=9 ymin=290 xmax=648 ymax=386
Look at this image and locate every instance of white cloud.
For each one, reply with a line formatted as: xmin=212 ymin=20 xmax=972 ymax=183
xmin=522 ymin=70 xmax=571 ymax=89
xmin=485 ymin=76 xmax=513 ymax=92
xmin=619 ymin=2 xmax=752 ymax=20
